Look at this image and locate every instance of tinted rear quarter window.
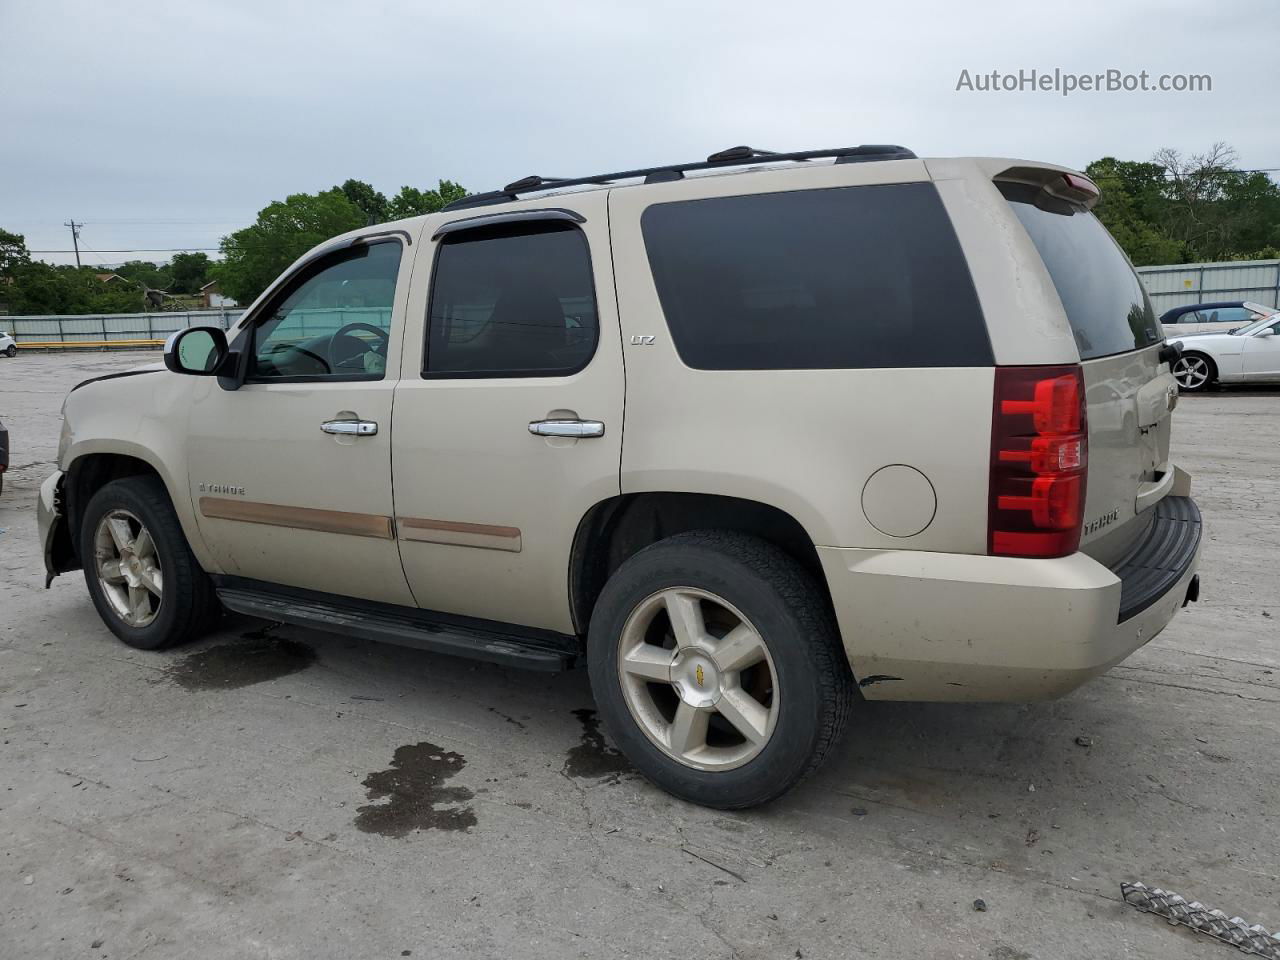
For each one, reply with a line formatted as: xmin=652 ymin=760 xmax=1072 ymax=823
xmin=999 ymin=182 xmax=1160 ymax=360
xmin=641 ymin=183 xmax=991 ymax=370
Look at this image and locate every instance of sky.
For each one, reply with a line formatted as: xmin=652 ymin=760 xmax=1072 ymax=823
xmin=2 ymin=0 xmax=1276 ymax=266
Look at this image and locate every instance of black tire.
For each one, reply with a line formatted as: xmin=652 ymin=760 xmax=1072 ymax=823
xmin=4 ymin=344 xmax=16 ymax=358
xmin=1173 ymin=352 xmax=1216 ymax=392
xmin=79 ymin=475 xmax=219 ymax=650
xmin=587 ymin=530 xmax=854 ymax=808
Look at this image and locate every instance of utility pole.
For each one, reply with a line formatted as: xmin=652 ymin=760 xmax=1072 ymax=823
xmin=63 ymin=219 xmax=83 ymax=267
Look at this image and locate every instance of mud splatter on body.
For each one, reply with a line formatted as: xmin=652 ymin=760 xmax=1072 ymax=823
xmin=355 ymin=741 xmax=476 ymax=837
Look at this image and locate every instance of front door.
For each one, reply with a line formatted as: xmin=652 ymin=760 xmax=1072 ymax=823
xmin=1242 ymin=317 xmax=1280 ymax=379
xmin=186 ymin=237 xmax=416 ymax=605
xmin=392 ymin=194 xmax=623 ymax=632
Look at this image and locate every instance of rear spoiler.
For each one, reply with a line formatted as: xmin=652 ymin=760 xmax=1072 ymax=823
xmin=994 ymin=165 xmax=1100 ymax=210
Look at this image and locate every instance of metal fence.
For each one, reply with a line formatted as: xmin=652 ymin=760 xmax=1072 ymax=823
xmin=2 ymin=310 xmax=245 ymax=347
xmin=1136 ymin=259 xmax=1280 ymax=315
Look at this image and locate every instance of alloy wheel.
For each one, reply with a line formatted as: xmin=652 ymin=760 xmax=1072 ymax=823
xmin=94 ymin=509 xmax=163 ymax=627
xmin=616 ymin=587 xmax=779 ymax=772
xmin=1173 ymin=355 xmax=1210 ymax=389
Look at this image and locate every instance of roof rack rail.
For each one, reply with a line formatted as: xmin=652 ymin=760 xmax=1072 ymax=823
xmin=443 ymin=144 xmax=917 ymax=211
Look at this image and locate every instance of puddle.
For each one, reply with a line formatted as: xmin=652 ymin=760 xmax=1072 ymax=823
xmin=563 ymin=708 xmax=631 ymax=781
xmin=355 ymin=741 xmax=477 ymax=837
xmin=164 ymin=629 xmax=316 ymax=691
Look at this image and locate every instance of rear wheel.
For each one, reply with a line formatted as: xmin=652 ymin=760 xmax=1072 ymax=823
xmin=587 ymin=531 xmax=853 ymax=808
xmin=4 ymin=344 xmax=16 ymax=358
xmin=1173 ymin=352 xmax=1216 ymax=392
xmin=80 ymin=476 xmax=219 ymax=650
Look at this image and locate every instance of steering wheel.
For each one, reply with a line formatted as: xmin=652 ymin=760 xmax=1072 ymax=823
xmin=268 ymin=340 xmax=331 ymax=374
xmin=329 ymin=322 xmax=391 ymax=371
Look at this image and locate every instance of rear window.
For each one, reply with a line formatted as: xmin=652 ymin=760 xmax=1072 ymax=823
xmin=999 ymin=182 xmax=1161 ymax=360
xmin=640 ymin=183 xmax=991 ymax=370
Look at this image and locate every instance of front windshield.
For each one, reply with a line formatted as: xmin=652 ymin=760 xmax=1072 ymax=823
xmin=1232 ymin=312 xmax=1279 ymax=336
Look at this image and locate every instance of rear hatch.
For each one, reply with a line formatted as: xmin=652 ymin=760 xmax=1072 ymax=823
xmin=999 ymin=179 xmax=1175 ymax=566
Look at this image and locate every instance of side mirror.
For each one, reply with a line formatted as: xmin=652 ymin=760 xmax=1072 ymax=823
xmin=1258 ymin=327 xmax=1276 ymax=338
xmin=164 ymin=326 xmax=229 ymax=375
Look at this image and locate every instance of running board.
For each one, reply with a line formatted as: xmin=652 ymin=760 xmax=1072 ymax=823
xmin=215 ymin=582 xmax=579 ymax=672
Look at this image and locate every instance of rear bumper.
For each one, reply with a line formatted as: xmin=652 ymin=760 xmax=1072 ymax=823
xmin=818 ymin=496 xmax=1203 ymax=702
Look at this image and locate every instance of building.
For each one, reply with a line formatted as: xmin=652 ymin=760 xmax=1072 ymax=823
xmin=199 ymin=280 xmax=237 ymax=309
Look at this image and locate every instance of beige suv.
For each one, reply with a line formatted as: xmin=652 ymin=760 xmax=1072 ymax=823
xmin=38 ymin=145 xmax=1203 ymax=807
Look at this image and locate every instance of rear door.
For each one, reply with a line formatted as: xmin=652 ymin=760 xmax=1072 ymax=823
xmin=999 ymin=182 xmax=1174 ymax=565
xmin=391 ymin=194 xmax=623 ymax=633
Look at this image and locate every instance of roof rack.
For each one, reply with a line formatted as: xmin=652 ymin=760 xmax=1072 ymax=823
xmin=442 ymin=144 xmax=917 ymax=211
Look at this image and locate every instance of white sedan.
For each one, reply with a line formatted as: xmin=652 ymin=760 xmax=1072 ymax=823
xmin=0 ymin=330 xmax=17 ymax=358
xmin=1171 ymin=313 xmax=1280 ymax=391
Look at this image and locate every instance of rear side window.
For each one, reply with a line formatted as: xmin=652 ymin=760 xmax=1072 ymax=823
xmin=641 ymin=183 xmax=991 ymax=370
xmin=999 ymin=182 xmax=1161 ymax=360
xmin=425 ymin=221 xmax=598 ymax=378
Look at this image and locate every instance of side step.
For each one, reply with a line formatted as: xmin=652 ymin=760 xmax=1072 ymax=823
xmin=215 ymin=582 xmax=579 ymax=672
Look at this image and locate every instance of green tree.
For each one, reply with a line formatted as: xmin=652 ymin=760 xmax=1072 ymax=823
xmin=112 ymin=260 xmax=171 ymax=291
xmin=1 ymin=228 xmax=31 ymax=280
xmin=339 ymin=179 xmax=389 ymax=225
xmin=386 ymin=179 xmax=469 ymax=219
xmin=5 ymin=263 xmax=149 ymax=315
xmin=213 ymin=188 xmax=366 ymax=304
xmin=168 ymin=252 xmax=212 ymax=294
xmin=1086 ymin=158 xmax=1183 ymax=265
xmin=1085 ymin=144 xmax=1280 ymax=265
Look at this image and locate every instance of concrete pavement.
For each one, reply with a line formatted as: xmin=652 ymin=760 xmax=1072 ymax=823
xmin=2 ymin=351 xmax=1277 ymax=959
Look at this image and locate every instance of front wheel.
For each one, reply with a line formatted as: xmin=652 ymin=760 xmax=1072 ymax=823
xmin=79 ymin=476 xmax=219 ymax=650
xmin=4 ymin=344 xmax=16 ymax=358
xmin=587 ymin=531 xmax=854 ymax=808
xmin=1172 ymin=352 xmax=1216 ymax=392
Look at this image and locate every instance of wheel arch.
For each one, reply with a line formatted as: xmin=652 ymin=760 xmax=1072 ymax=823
xmin=65 ymin=450 xmax=161 ymax=555
xmin=568 ymin=491 xmax=836 ymax=637
xmin=62 ymin=444 xmax=204 ymax=568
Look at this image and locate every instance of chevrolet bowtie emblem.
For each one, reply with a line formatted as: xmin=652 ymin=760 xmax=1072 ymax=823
xmin=695 ymin=664 xmax=705 ymax=687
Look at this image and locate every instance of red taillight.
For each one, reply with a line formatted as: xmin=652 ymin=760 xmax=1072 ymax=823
xmin=989 ymin=365 xmax=1088 ymax=558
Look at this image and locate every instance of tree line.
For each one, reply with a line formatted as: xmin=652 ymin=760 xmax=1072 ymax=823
xmin=213 ymin=178 xmax=467 ymax=304
xmin=1087 ymin=143 xmax=1280 ymax=266
xmin=0 ymin=177 xmax=467 ymax=316
xmin=3 ymin=145 xmax=1278 ymax=317
xmin=0 ymin=238 xmax=216 ymax=315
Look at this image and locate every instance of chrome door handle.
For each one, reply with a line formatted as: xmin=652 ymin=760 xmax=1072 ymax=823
xmin=528 ymin=419 xmax=605 ymax=438
xmin=322 ymin=419 xmax=378 ymax=436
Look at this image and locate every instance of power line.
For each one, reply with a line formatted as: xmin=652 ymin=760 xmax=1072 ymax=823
xmin=28 ymin=247 xmax=221 ymax=253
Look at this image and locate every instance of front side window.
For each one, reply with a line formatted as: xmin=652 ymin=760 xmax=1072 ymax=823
xmin=251 ymin=241 xmax=402 ymax=381
xmin=425 ymin=221 xmax=598 ymax=377
xmin=640 ymin=183 xmax=991 ymax=370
